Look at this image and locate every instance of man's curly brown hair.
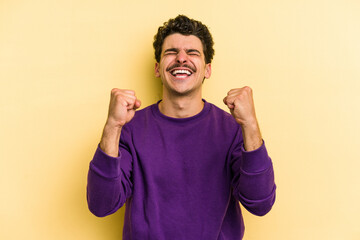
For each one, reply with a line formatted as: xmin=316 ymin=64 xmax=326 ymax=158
xmin=153 ymin=15 xmax=215 ymax=64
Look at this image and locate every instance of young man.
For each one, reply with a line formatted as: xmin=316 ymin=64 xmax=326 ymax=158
xmin=87 ymin=15 xmax=276 ymax=240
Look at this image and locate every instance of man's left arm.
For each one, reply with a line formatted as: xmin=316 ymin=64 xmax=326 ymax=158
xmin=224 ymin=87 xmax=276 ymax=216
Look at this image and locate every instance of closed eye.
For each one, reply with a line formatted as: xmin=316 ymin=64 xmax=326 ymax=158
xmin=164 ymin=48 xmax=178 ymax=55
xmin=187 ymin=49 xmax=201 ymax=55
xmin=164 ymin=51 xmax=177 ymax=55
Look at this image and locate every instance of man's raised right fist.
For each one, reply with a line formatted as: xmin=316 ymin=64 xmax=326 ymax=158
xmin=106 ymin=89 xmax=141 ymax=128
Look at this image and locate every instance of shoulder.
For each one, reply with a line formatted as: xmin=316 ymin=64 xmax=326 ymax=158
xmin=204 ymin=101 xmax=243 ymax=147
xmin=125 ymin=103 xmax=155 ymax=129
xmin=119 ymin=104 xmax=155 ymax=142
xmin=204 ymin=101 xmax=242 ymax=142
xmin=207 ymin=101 xmax=239 ymax=127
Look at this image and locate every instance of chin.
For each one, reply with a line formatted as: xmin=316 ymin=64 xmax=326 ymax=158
xmin=168 ymin=86 xmax=201 ymax=97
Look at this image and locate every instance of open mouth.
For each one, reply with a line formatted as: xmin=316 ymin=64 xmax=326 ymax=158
xmin=170 ymin=69 xmax=193 ymax=79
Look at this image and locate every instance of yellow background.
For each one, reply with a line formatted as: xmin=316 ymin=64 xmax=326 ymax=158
xmin=1 ymin=0 xmax=359 ymax=239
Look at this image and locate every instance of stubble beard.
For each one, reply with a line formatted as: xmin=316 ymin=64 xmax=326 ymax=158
xmin=162 ymin=78 xmax=201 ymax=98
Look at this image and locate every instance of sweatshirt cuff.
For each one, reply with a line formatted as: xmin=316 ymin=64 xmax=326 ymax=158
xmin=90 ymin=145 xmax=122 ymax=178
xmin=241 ymin=140 xmax=272 ymax=173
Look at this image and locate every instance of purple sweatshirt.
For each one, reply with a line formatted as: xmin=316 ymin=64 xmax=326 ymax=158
xmin=87 ymin=100 xmax=276 ymax=240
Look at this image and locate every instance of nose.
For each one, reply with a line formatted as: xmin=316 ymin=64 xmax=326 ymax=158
xmin=176 ymin=50 xmax=187 ymax=64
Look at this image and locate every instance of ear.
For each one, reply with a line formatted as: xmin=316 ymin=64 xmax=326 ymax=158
xmin=204 ymin=63 xmax=212 ymax=79
xmin=155 ymin=62 xmax=160 ymax=78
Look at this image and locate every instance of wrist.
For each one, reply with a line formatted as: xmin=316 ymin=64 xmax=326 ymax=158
xmin=239 ymin=117 xmax=258 ymax=130
xmin=104 ymin=120 xmax=123 ymax=132
xmin=105 ymin=118 xmax=125 ymax=129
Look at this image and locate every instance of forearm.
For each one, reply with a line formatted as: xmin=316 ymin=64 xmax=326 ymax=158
xmin=87 ymin=146 xmax=132 ymax=217
xmin=99 ymin=122 xmax=122 ymax=157
xmin=240 ymin=120 xmax=263 ymax=151
xmin=87 ymin=165 xmax=123 ymax=217
xmin=238 ymin=164 xmax=276 ymax=216
xmin=232 ymin=142 xmax=276 ymax=216
xmin=239 ymin=163 xmax=275 ymax=200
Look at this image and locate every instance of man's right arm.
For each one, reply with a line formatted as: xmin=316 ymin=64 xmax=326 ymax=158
xmin=87 ymin=89 xmax=141 ymax=217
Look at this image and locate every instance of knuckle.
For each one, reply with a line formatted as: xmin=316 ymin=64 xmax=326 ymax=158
xmin=111 ymin=88 xmax=119 ymax=94
xmin=236 ymin=93 xmax=245 ymax=100
xmin=243 ymin=86 xmax=252 ymax=92
xmin=128 ymin=98 xmax=135 ymax=104
xmin=124 ymin=89 xmax=135 ymax=95
xmin=115 ymin=94 xmax=124 ymax=101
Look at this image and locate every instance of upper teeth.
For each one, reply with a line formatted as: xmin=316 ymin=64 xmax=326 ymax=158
xmin=172 ymin=69 xmax=191 ymax=75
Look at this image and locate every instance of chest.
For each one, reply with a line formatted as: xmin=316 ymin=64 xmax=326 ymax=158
xmin=130 ymin=122 xmax=233 ymax=188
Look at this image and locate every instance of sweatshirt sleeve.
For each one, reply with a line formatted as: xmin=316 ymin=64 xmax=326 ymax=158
xmin=86 ymin=127 xmax=133 ymax=217
xmin=231 ymin=135 xmax=276 ymax=216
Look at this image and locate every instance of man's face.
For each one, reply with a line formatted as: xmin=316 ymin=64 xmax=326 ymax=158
xmin=155 ymin=33 xmax=211 ymax=97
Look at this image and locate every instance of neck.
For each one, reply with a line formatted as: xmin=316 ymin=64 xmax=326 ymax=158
xmin=159 ymin=92 xmax=204 ymax=118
